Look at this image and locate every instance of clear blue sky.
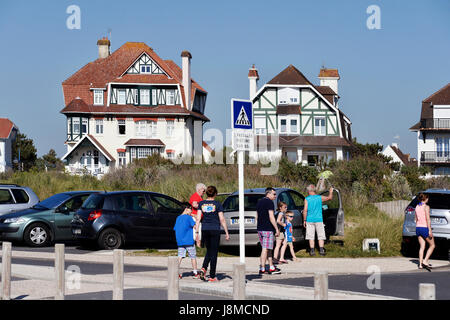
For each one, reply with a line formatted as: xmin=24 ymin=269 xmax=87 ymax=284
xmin=0 ymin=0 xmax=449 ymax=158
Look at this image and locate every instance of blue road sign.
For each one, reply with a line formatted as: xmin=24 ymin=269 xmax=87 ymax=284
xmin=232 ymin=99 xmax=253 ymax=130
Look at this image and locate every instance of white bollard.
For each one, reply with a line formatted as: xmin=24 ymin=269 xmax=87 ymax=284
xmin=167 ymin=256 xmax=179 ymax=300
xmin=233 ymin=263 xmax=246 ymax=300
xmin=55 ymin=243 xmax=65 ymax=300
xmin=419 ymin=283 xmax=436 ymax=300
xmin=1 ymin=242 xmax=12 ymax=300
xmin=113 ymin=249 xmax=124 ymax=300
xmin=314 ymin=271 xmax=328 ymax=300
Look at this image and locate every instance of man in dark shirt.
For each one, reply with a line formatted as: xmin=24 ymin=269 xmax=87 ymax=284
xmin=256 ymin=187 xmax=280 ymax=275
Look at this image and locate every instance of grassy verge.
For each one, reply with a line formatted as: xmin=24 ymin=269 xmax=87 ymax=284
xmin=129 ymin=247 xmax=236 ymax=258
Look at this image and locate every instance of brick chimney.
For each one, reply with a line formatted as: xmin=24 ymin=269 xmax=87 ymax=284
xmin=181 ymin=50 xmax=192 ymax=110
xmin=97 ymin=37 xmax=111 ymax=59
xmin=248 ymin=64 xmax=259 ymax=100
xmin=318 ymin=68 xmax=340 ymax=95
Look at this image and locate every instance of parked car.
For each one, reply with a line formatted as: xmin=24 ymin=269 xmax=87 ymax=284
xmin=0 ymin=191 xmax=97 ymax=247
xmin=0 ymin=184 xmax=39 ymax=215
xmin=71 ymin=191 xmax=186 ymax=250
xmin=219 ymin=187 xmax=344 ymax=246
xmin=401 ymin=189 xmax=450 ymax=260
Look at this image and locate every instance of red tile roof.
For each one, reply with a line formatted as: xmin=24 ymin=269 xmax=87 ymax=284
xmin=60 ymin=98 xmax=209 ymax=122
xmin=318 ymin=68 xmax=340 ymax=78
xmin=267 ymin=65 xmax=314 ymax=86
xmin=0 ymin=118 xmax=16 ymax=139
xmin=124 ymin=139 xmax=165 ymax=147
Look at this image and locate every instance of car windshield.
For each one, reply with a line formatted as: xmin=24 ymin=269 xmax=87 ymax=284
xmin=82 ymin=194 xmax=105 ymax=210
xmin=222 ymin=194 xmax=266 ymax=212
xmin=33 ymin=193 xmax=72 ymax=210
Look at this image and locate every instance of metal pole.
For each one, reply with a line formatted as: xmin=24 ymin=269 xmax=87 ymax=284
xmin=113 ymin=249 xmax=124 ymax=300
xmin=1 ymin=242 xmax=12 ymax=300
xmin=167 ymin=256 xmax=179 ymax=300
xmin=314 ymin=272 xmax=328 ymax=300
xmin=55 ymin=243 xmax=65 ymax=300
xmin=233 ymin=263 xmax=246 ymax=300
xmin=238 ymin=150 xmax=245 ymax=264
xmin=419 ymin=283 xmax=436 ymax=300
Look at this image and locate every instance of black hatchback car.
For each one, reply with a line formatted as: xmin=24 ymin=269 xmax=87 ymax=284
xmin=71 ymin=191 xmax=185 ymax=250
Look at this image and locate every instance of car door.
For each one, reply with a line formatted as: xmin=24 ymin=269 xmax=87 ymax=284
xmin=0 ymin=189 xmax=16 ymax=215
xmin=113 ymin=193 xmax=156 ymax=243
xmin=149 ymin=194 xmax=184 ymax=243
xmin=54 ymin=194 xmax=91 ymax=240
xmin=320 ymin=189 xmax=344 ymax=237
xmin=278 ymin=191 xmax=303 ymax=240
xmin=10 ymin=188 xmax=32 ymax=213
xmin=288 ymin=190 xmax=306 ymax=240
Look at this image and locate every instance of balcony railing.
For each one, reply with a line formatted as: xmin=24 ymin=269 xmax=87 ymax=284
xmin=420 ymin=118 xmax=450 ymax=129
xmin=421 ymin=151 xmax=450 ymax=163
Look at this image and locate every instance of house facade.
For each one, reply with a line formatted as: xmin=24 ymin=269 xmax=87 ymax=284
xmin=248 ymin=65 xmax=352 ymax=165
xmin=410 ymin=83 xmax=450 ymax=176
xmin=60 ymin=38 xmax=209 ymax=176
xmin=0 ymin=118 xmax=18 ymax=173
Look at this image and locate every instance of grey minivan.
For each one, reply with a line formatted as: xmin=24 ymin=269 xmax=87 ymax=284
xmin=0 ymin=184 xmax=39 ymax=215
xmin=402 ymin=189 xmax=450 ymax=260
xmin=219 ymin=187 xmax=344 ymax=246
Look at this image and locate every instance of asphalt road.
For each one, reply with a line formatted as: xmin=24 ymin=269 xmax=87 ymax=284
xmin=261 ymin=266 xmax=450 ymax=300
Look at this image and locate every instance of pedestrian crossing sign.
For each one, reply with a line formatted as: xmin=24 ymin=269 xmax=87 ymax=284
xmin=231 ymin=99 xmax=253 ymax=130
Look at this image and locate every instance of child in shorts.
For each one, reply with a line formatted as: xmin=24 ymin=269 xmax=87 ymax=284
xmin=279 ymin=211 xmax=298 ymax=263
xmin=173 ymin=206 xmax=199 ymax=278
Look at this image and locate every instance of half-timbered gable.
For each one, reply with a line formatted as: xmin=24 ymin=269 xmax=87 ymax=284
xmin=125 ymin=53 xmax=167 ymax=75
xmin=249 ymin=64 xmax=352 ymax=165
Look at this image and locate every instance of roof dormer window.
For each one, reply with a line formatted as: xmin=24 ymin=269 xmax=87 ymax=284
xmin=141 ymin=65 xmax=151 ymax=74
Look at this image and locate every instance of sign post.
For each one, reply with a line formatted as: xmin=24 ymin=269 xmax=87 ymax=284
xmin=231 ymin=99 xmax=253 ymax=264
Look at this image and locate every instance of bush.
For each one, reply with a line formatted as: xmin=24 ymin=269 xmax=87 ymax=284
xmin=277 ymin=158 xmax=319 ymax=185
xmin=400 ymin=165 xmax=429 ymax=194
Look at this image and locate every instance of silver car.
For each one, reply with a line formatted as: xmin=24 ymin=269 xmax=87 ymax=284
xmin=402 ymin=189 xmax=450 ymax=260
xmin=219 ymin=187 xmax=344 ymax=246
xmin=0 ymin=184 xmax=39 ymax=215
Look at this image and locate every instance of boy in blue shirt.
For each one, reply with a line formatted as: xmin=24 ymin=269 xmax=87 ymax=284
xmin=173 ymin=206 xmax=199 ymax=278
xmin=279 ymin=211 xmax=298 ymax=262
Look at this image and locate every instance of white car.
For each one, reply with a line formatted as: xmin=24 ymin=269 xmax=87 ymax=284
xmin=0 ymin=184 xmax=39 ymax=215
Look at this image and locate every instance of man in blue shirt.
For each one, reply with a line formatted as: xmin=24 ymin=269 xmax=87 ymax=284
xmin=303 ymin=185 xmax=333 ymax=256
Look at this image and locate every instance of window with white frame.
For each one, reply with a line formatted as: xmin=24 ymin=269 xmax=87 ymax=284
xmin=167 ymin=90 xmax=175 ymax=105
xmin=149 ymin=121 xmax=157 ymax=138
xmin=73 ymin=118 xmax=80 ymax=134
xmin=93 ymin=90 xmax=104 ymax=105
xmin=95 ymin=119 xmax=103 ymax=134
xmin=167 ymin=151 xmax=174 ymax=159
xmin=280 ymin=119 xmax=287 ymax=133
xmin=118 ymin=119 xmax=126 ymax=135
xmin=314 ymin=117 xmax=326 ymax=136
xmin=118 ymin=152 xmax=126 ymax=167
xmin=135 ymin=120 xmax=157 ymax=138
xmin=67 ymin=118 xmax=72 ymax=134
xmin=140 ymin=65 xmax=151 ymax=74
xmin=140 ymin=89 xmax=150 ymax=105
xmin=254 ymin=117 xmax=267 ymax=135
xmin=278 ymin=87 xmax=299 ymax=105
xmin=118 ymin=90 xmax=126 ymax=105
xmin=290 ymin=119 xmax=298 ymax=133
xmin=81 ymin=118 xmax=88 ymax=134
xmin=152 ymin=89 xmax=158 ymax=105
xmin=166 ymin=120 xmax=174 ymax=137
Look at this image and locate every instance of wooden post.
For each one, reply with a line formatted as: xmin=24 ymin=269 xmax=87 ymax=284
xmin=314 ymin=272 xmax=328 ymax=300
xmin=419 ymin=283 xmax=436 ymax=300
xmin=55 ymin=243 xmax=65 ymax=300
xmin=1 ymin=242 xmax=12 ymax=300
xmin=233 ymin=263 xmax=246 ymax=300
xmin=167 ymin=256 xmax=179 ymax=300
xmin=113 ymin=249 xmax=124 ymax=300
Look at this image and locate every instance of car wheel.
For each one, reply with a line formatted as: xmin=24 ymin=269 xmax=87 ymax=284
xmin=97 ymin=228 xmax=122 ymax=250
xmin=24 ymin=223 xmax=52 ymax=247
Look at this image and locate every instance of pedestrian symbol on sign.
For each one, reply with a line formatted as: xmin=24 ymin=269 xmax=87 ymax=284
xmin=235 ymin=106 xmax=251 ymax=126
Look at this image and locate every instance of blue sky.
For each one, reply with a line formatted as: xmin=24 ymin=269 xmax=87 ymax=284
xmin=0 ymin=0 xmax=449 ymax=158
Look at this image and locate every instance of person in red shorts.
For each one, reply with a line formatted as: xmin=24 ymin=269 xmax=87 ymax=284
xmin=190 ymin=183 xmax=206 ymax=246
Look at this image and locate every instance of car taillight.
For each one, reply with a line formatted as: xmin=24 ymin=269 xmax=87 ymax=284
xmin=88 ymin=210 xmax=102 ymax=221
xmin=405 ymin=207 xmax=415 ymax=215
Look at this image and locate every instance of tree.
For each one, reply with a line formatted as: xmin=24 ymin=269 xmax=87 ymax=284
xmin=12 ymin=133 xmax=37 ymax=171
xmin=35 ymin=149 xmax=65 ymax=172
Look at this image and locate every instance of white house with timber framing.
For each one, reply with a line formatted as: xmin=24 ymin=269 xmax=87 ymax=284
xmin=248 ymin=64 xmax=353 ymax=165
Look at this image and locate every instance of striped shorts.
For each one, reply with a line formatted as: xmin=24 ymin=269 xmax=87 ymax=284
xmin=258 ymin=231 xmax=275 ymax=250
xmin=178 ymin=245 xmax=197 ymax=259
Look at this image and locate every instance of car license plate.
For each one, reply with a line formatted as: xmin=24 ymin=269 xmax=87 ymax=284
xmin=431 ymin=217 xmax=447 ymax=225
xmin=231 ymin=218 xmax=255 ymax=225
xmin=73 ymin=229 xmax=82 ymax=235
